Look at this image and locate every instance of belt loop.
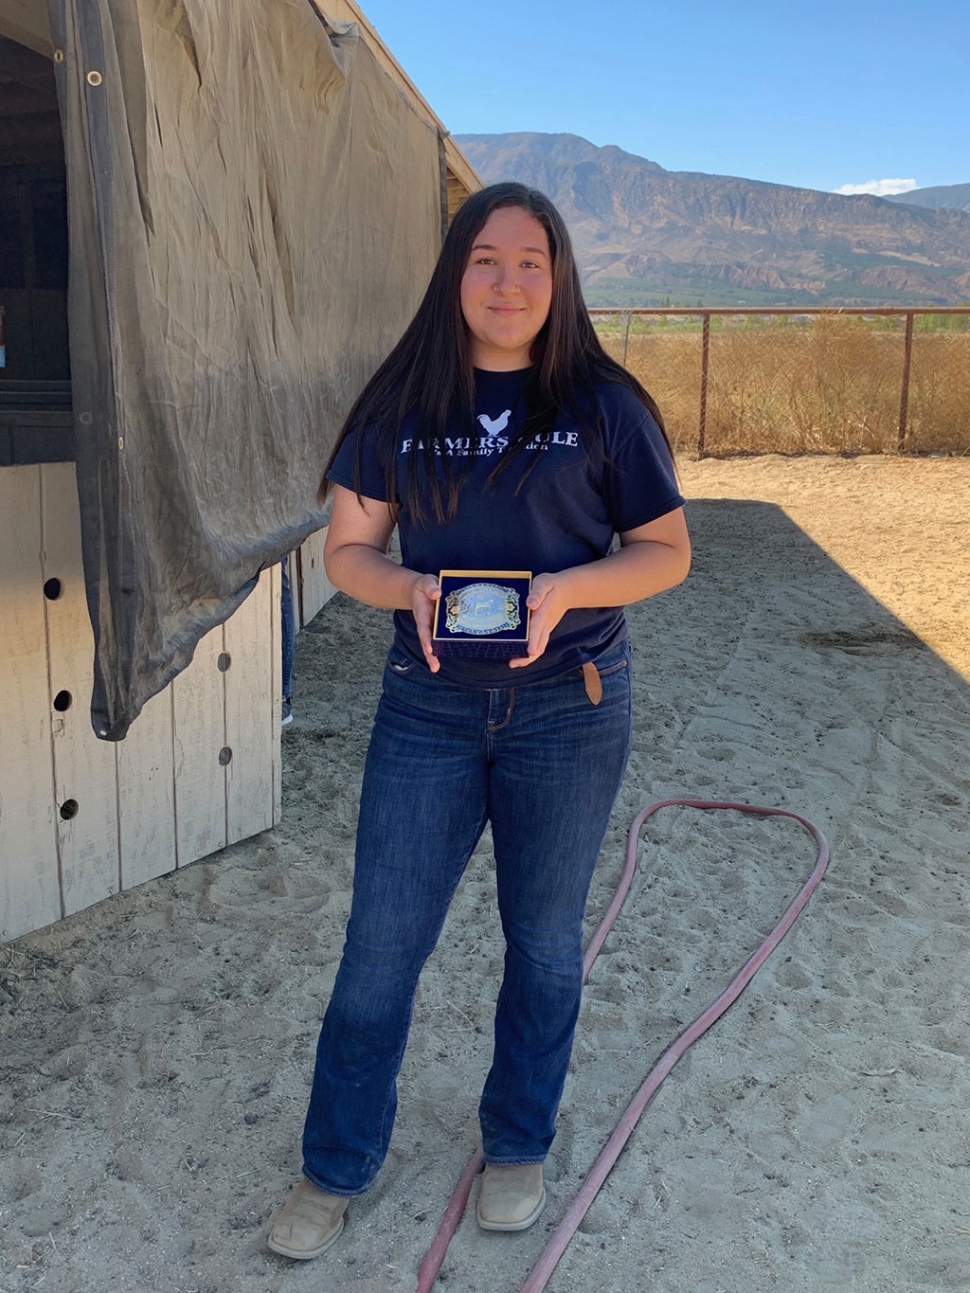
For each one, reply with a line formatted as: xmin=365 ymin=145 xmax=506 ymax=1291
xmin=582 ymin=660 xmax=603 ymax=706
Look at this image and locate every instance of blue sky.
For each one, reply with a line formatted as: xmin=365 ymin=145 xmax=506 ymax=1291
xmin=361 ymin=0 xmax=969 ymax=195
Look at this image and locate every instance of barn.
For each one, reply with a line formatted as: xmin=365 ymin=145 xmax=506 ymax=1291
xmin=0 ymin=0 xmax=479 ymax=941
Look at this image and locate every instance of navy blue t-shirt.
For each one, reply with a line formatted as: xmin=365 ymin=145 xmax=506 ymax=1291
xmin=327 ymin=367 xmax=684 ymax=687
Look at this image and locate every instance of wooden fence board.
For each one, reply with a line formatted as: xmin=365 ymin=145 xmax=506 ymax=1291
xmin=298 ymin=527 xmax=336 ymax=627
xmin=41 ymin=465 xmax=121 ymax=916
xmin=224 ymin=568 xmax=277 ymax=845
xmin=172 ymin=621 xmax=228 ymax=866
xmin=0 ymin=466 xmax=61 ymax=940
xmin=116 ymin=679 xmax=176 ymax=891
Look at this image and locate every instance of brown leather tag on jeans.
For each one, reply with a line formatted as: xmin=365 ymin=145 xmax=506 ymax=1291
xmin=582 ymin=661 xmax=603 ymax=706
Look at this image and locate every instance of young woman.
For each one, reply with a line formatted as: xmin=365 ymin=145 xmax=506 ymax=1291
xmin=269 ymin=183 xmax=690 ymax=1260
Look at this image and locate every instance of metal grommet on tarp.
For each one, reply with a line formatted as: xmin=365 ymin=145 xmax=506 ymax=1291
xmin=54 ymin=49 xmax=65 ymax=62
xmin=86 ymin=70 xmax=102 ymax=86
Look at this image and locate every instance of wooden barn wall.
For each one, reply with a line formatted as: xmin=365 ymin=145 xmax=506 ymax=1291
xmin=295 ymin=527 xmax=337 ymax=629
xmin=0 ymin=462 xmax=282 ymax=943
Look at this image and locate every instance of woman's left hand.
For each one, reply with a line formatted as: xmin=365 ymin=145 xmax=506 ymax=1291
xmin=505 ymin=509 xmax=692 ymax=670
xmin=508 ymin=573 xmax=569 ymax=669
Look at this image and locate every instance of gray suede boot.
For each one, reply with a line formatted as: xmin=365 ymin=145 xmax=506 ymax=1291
xmin=476 ymin=1163 xmax=546 ymax=1232
xmin=268 ymin=1179 xmax=349 ymax=1259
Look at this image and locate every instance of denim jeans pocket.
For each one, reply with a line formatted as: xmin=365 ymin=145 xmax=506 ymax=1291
xmin=595 ymin=655 xmax=629 ymax=679
xmin=386 ymin=654 xmax=417 ymax=677
xmin=575 ymin=642 xmax=631 ymax=686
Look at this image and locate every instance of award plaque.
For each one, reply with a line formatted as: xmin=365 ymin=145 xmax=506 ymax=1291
xmin=432 ymin=570 xmax=532 ymax=658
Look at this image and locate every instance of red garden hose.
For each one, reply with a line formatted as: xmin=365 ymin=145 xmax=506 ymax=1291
xmin=415 ymin=799 xmax=830 ymax=1293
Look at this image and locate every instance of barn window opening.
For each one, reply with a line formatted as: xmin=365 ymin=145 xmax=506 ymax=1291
xmin=0 ymin=30 xmax=73 ymax=466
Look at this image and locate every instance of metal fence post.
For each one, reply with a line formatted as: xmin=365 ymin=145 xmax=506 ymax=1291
xmin=622 ymin=311 xmax=632 ymax=368
xmin=898 ymin=311 xmax=914 ymax=452
xmin=697 ymin=313 xmax=711 ymax=457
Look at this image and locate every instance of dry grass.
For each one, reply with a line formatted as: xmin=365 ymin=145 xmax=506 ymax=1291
xmin=596 ymin=315 xmax=970 ymax=456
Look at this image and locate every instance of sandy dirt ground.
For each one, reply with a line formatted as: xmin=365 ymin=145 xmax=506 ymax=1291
xmin=2 ymin=455 xmax=969 ymax=1293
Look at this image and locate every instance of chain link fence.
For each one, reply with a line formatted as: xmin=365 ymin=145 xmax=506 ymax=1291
xmin=590 ymin=308 xmax=970 ymax=456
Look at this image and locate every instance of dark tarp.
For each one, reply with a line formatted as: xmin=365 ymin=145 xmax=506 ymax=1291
xmin=47 ymin=0 xmax=443 ymax=739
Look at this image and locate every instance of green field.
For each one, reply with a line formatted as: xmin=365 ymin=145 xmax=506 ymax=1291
xmin=582 ymin=278 xmax=964 ymax=309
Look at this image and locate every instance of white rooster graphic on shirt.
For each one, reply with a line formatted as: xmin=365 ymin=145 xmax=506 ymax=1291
xmin=477 ymin=409 xmax=511 ymax=436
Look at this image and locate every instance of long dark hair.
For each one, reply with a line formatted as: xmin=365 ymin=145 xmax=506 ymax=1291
xmin=319 ymin=182 xmax=669 ymax=523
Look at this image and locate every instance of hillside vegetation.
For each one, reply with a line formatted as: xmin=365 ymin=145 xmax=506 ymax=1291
xmin=594 ymin=314 xmax=970 ymax=455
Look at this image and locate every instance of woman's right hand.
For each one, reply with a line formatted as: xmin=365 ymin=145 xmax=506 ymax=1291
xmin=410 ymin=573 xmax=442 ymax=672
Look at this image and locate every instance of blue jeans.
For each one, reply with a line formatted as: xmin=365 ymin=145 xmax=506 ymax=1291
xmin=281 ymin=557 xmax=295 ymax=704
xmin=302 ymin=640 xmax=633 ymax=1196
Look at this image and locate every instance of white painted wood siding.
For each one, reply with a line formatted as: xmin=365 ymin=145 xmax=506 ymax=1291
xmin=0 ymin=463 xmax=282 ymax=943
xmin=296 ymin=527 xmax=337 ymax=628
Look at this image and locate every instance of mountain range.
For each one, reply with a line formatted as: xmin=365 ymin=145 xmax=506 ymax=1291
xmin=889 ymin=183 xmax=970 ymax=215
xmin=454 ymin=133 xmax=970 ymax=307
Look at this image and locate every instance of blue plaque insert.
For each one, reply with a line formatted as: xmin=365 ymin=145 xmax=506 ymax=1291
xmin=433 ymin=570 xmax=532 ymax=659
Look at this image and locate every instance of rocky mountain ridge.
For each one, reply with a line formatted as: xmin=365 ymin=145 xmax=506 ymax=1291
xmin=455 ymin=133 xmax=970 ymax=306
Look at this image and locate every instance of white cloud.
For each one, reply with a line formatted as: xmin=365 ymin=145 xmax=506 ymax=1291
xmin=834 ymin=178 xmax=918 ymax=197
